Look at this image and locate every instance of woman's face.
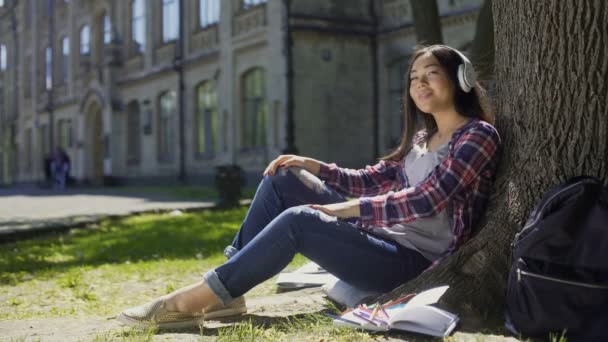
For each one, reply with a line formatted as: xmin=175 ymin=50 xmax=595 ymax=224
xmin=408 ymin=52 xmax=456 ymax=115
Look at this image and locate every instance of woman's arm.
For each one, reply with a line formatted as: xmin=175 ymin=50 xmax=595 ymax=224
xmin=263 ymin=155 xmax=322 ymax=176
xmin=358 ymin=122 xmax=501 ymax=227
xmin=264 ymin=154 xmax=401 ymax=198
xmin=316 ymin=159 xmax=402 ymax=198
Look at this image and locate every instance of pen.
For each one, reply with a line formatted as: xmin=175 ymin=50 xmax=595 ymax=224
xmin=353 ymin=310 xmax=389 ymax=326
xmin=384 ymin=293 xmax=417 ymax=307
xmin=377 ymin=303 xmax=390 ymax=319
xmin=370 ymin=305 xmax=379 ymax=320
xmin=352 ymin=311 xmax=382 ymax=326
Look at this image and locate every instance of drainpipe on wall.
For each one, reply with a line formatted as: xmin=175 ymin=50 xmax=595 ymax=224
xmin=369 ymin=0 xmax=379 ymax=159
xmin=176 ymin=0 xmax=186 ymax=182
xmin=282 ymin=0 xmax=298 ymax=154
xmin=48 ymin=0 xmax=55 ymax=154
xmin=11 ymin=0 xmax=19 ymax=183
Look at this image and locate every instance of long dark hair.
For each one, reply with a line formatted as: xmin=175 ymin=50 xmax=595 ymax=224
xmin=381 ymin=45 xmax=494 ymax=162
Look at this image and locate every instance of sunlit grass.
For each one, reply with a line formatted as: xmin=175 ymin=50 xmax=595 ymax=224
xmin=0 ymin=207 xmax=308 ymax=320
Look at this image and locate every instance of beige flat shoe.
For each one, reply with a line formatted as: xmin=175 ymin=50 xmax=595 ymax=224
xmin=118 ymin=296 xmax=247 ymax=329
xmin=203 ymin=295 xmax=247 ymax=320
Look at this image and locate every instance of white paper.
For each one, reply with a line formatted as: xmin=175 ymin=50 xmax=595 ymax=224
xmin=405 ymin=285 xmax=449 ymax=307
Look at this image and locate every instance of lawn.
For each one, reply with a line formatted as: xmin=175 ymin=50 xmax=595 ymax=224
xmin=0 ymin=207 xmax=527 ymax=342
xmin=0 ymin=208 xmax=376 ymax=341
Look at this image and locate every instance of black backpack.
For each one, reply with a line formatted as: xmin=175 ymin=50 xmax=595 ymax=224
xmin=505 ymin=176 xmax=608 ymax=341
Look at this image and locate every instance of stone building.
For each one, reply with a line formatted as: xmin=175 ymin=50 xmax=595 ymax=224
xmin=0 ymin=0 xmax=483 ymax=186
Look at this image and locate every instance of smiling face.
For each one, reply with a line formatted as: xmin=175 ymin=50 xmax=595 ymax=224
xmin=408 ymin=52 xmax=457 ymax=115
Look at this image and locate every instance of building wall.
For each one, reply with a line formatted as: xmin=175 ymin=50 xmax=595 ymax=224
xmin=292 ymin=32 xmax=375 ymax=168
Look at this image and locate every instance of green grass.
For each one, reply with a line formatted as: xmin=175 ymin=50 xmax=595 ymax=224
xmin=213 ymin=313 xmax=374 ymax=342
xmin=0 ymin=207 xmax=521 ymax=342
xmin=0 ymin=207 xmax=307 ymax=321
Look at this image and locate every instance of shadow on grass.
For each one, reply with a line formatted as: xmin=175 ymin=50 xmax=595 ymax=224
xmin=155 ymin=311 xmax=334 ymax=337
xmin=0 ymin=208 xmax=248 ymax=281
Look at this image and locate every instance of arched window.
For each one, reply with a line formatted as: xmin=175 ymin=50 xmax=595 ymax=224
xmin=0 ymin=44 xmax=6 ymax=71
xmin=242 ymin=0 xmax=266 ymax=10
xmin=61 ymin=36 xmax=69 ymax=82
xmin=127 ymin=101 xmax=141 ymax=164
xmin=132 ymin=0 xmax=146 ymax=52
xmin=158 ymin=91 xmax=177 ymax=161
xmin=241 ymin=68 xmax=266 ymax=149
xmin=80 ymin=25 xmax=91 ymax=55
xmin=45 ymin=46 xmax=52 ymax=90
xmin=199 ymin=0 xmax=219 ymax=28
xmin=162 ymin=0 xmax=179 ymax=42
xmin=195 ymin=81 xmax=218 ymax=157
xmin=103 ymin=14 xmax=112 ymax=44
xmin=387 ymin=57 xmax=409 ymax=148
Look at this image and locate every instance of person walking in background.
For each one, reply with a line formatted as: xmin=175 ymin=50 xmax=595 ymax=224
xmin=51 ymin=148 xmax=70 ymax=190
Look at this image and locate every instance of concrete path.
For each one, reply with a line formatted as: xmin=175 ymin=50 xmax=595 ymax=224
xmin=0 ymin=186 xmax=243 ymax=242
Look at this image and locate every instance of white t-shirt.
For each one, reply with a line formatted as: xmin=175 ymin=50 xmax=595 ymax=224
xmin=369 ymin=142 xmax=454 ymax=261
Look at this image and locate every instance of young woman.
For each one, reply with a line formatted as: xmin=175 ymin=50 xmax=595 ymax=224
xmin=119 ymin=45 xmax=501 ymax=329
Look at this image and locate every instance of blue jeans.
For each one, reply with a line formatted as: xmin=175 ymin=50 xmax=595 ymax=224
xmin=204 ymin=167 xmax=430 ymax=304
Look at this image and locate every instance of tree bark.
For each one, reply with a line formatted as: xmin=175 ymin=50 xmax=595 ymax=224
xmin=380 ymin=0 xmax=608 ymax=327
xmin=410 ymin=0 xmax=443 ymax=45
xmin=468 ymin=0 xmax=494 ymax=81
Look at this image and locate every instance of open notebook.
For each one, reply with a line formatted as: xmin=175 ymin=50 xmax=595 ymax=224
xmin=330 ymin=286 xmax=458 ymax=337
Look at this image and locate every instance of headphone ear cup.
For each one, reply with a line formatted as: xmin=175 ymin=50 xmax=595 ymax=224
xmin=457 ymin=63 xmax=471 ymax=93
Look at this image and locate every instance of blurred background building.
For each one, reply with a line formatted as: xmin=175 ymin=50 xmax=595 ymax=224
xmin=0 ymin=0 xmax=482 ymax=186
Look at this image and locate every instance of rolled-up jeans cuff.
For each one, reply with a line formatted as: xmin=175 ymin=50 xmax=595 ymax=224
xmin=203 ymin=269 xmax=234 ymax=306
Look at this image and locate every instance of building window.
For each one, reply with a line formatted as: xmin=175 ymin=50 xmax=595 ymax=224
xmin=241 ymin=68 xmax=266 ymax=149
xmin=158 ymin=91 xmax=176 ymax=161
xmin=162 ymin=0 xmax=179 ymax=43
xmin=127 ymin=101 xmax=141 ymax=164
xmin=242 ymin=0 xmax=266 ymax=10
xmin=132 ymin=0 xmax=146 ymax=53
xmin=45 ymin=46 xmax=53 ymax=90
xmin=195 ymin=81 xmax=218 ymax=157
xmin=61 ymin=36 xmax=69 ymax=83
xmin=0 ymin=44 xmax=6 ymax=71
xmin=0 ymin=0 xmax=4 ymax=7
xmin=103 ymin=15 xmax=112 ymax=44
xmin=80 ymin=25 xmax=91 ymax=55
xmin=199 ymin=0 xmax=219 ymax=28
xmin=57 ymin=119 xmax=73 ymax=149
xmin=387 ymin=57 xmax=409 ymax=148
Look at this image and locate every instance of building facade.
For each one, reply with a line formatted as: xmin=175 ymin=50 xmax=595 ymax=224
xmin=0 ymin=0 xmax=482 ymax=186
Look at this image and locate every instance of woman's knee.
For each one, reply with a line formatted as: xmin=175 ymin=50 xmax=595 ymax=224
xmin=267 ymin=167 xmax=326 ymax=195
xmin=275 ymin=206 xmax=338 ymax=233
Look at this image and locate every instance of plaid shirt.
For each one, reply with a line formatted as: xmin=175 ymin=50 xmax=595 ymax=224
xmin=317 ymin=118 xmax=501 ymax=262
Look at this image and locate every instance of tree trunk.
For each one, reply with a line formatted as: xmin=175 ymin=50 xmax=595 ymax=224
xmin=381 ymin=0 xmax=608 ymax=327
xmin=410 ymin=0 xmax=443 ymax=45
xmin=468 ymin=0 xmax=494 ymax=81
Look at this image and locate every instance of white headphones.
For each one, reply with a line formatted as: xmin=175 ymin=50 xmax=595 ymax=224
xmin=433 ymin=45 xmax=477 ymax=93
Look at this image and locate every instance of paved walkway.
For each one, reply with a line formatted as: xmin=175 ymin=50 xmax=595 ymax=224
xmin=0 ymin=185 xmax=243 ymax=242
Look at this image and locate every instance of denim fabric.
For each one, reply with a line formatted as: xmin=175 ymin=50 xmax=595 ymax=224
xmin=205 ymin=167 xmax=430 ymax=305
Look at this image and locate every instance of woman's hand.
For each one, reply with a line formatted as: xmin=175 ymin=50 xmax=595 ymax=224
xmin=263 ymin=155 xmax=321 ymax=176
xmin=309 ymin=200 xmax=360 ymax=219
